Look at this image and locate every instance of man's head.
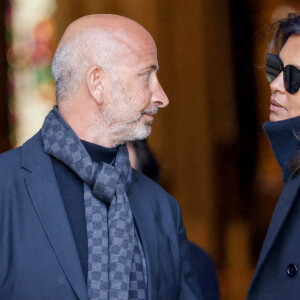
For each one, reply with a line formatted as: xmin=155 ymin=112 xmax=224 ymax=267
xmin=52 ymin=14 xmax=169 ymax=147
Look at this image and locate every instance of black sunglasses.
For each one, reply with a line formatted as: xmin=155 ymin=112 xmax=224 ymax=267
xmin=266 ymin=53 xmax=300 ymax=94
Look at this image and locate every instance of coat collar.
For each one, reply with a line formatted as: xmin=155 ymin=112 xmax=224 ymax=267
xmin=264 ymin=116 xmax=300 ymax=182
xmin=22 ymin=132 xmax=158 ymax=300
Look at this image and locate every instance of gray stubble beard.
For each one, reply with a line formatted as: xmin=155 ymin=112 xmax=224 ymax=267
xmin=90 ymin=78 xmax=157 ymax=146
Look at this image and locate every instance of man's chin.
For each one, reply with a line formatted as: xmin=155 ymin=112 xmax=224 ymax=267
xmin=138 ymin=125 xmax=152 ymax=140
xmin=120 ymin=125 xmax=152 ymax=143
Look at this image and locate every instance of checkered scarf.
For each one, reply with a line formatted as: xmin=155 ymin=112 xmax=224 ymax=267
xmin=41 ymin=106 xmax=147 ymax=300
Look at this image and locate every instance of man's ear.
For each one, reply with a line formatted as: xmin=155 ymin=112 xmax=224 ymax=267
xmin=86 ymin=66 xmax=105 ymax=104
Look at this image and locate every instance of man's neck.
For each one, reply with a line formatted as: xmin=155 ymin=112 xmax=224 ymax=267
xmin=59 ymin=103 xmax=121 ymax=148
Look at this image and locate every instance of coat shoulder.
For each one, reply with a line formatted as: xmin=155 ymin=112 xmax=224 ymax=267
xmin=132 ymin=169 xmax=175 ymax=200
xmin=0 ymin=132 xmax=42 ymax=191
xmin=132 ymin=169 xmax=179 ymax=217
xmin=0 ymin=131 xmax=41 ymax=173
xmin=0 ymin=147 xmax=22 ymax=174
xmin=132 ymin=169 xmax=167 ymax=193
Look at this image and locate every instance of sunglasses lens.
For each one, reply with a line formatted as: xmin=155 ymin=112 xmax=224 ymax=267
xmin=284 ymin=65 xmax=300 ymax=94
xmin=266 ymin=53 xmax=283 ymax=83
xmin=266 ymin=73 xmax=277 ymax=83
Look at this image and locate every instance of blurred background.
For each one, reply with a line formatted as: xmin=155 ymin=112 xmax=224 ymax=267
xmin=1 ymin=0 xmax=300 ymax=299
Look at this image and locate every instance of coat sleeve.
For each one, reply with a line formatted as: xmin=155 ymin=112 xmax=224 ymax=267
xmin=174 ymin=200 xmax=204 ymax=300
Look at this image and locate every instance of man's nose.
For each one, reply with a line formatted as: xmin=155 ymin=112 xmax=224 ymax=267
xmin=270 ymin=71 xmax=285 ymax=94
xmin=151 ymin=82 xmax=169 ymax=108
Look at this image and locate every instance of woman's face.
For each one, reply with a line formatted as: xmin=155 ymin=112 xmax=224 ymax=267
xmin=269 ymin=34 xmax=300 ymax=121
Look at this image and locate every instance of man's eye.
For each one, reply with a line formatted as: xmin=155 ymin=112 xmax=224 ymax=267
xmin=140 ymin=72 xmax=151 ymax=83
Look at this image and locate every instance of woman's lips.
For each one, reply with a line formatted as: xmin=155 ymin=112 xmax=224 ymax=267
xmin=270 ymin=98 xmax=286 ymax=112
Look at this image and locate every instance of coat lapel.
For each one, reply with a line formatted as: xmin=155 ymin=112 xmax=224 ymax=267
xmin=128 ymin=173 xmax=158 ymax=300
xmin=22 ymin=133 xmax=89 ymax=300
xmin=249 ymin=173 xmax=300 ymax=291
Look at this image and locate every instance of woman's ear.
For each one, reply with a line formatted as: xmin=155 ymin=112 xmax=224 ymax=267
xmin=86 ymin=66 xmax=105 ymax=104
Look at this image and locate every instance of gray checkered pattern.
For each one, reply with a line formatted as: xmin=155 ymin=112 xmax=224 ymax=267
xmin=84 ymin=185 xmax=109 ymax=299
xmin=41 ymin=107 xmax=147 ymax=300
xmin=129 ymin=233 xmax=147 ymax=300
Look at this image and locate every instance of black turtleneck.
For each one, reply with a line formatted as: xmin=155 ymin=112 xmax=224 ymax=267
xmin=264 ymin=116 xmax=300 ymax=182
xmin=51 ymin=140 xmax=118 ymax=283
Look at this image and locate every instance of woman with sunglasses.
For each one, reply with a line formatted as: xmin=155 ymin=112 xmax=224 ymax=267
xmin=247 ymin=14 xmax=300 ymax=300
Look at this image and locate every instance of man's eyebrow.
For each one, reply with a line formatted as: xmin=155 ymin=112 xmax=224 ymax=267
xmin=140 ymin=64 xmax=159 ymax=73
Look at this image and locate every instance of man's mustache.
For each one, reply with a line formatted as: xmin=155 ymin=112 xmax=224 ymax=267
xmin=142 ymin=106 xmax=159 ymax=116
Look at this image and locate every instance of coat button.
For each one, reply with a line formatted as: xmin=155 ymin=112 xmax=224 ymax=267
xmin=287 ymin=264 xmax=297 ymax=277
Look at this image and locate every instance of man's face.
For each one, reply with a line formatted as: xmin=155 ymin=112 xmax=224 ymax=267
xmin=102 ymin=35 xmax=169 ymax=144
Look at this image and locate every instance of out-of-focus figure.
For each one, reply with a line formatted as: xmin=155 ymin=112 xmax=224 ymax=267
xmin=128 ymin=140 xmax=220 ymax=300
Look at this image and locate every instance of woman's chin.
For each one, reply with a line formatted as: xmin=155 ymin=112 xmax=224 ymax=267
xmin=269 ymin=111 xmax=289 ymax=122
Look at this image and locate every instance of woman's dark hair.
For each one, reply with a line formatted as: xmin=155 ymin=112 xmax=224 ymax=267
xmin=269 ymin=13 xmax=300 ymax=55
xmin=271 ymin=14 xmax=300 ymax=178
xmin=131 ymin=140 xmax=161 ymax=183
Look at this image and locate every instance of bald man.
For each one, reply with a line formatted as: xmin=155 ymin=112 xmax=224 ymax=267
xmin=0 ymin=15 xmax=202 ymax=300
